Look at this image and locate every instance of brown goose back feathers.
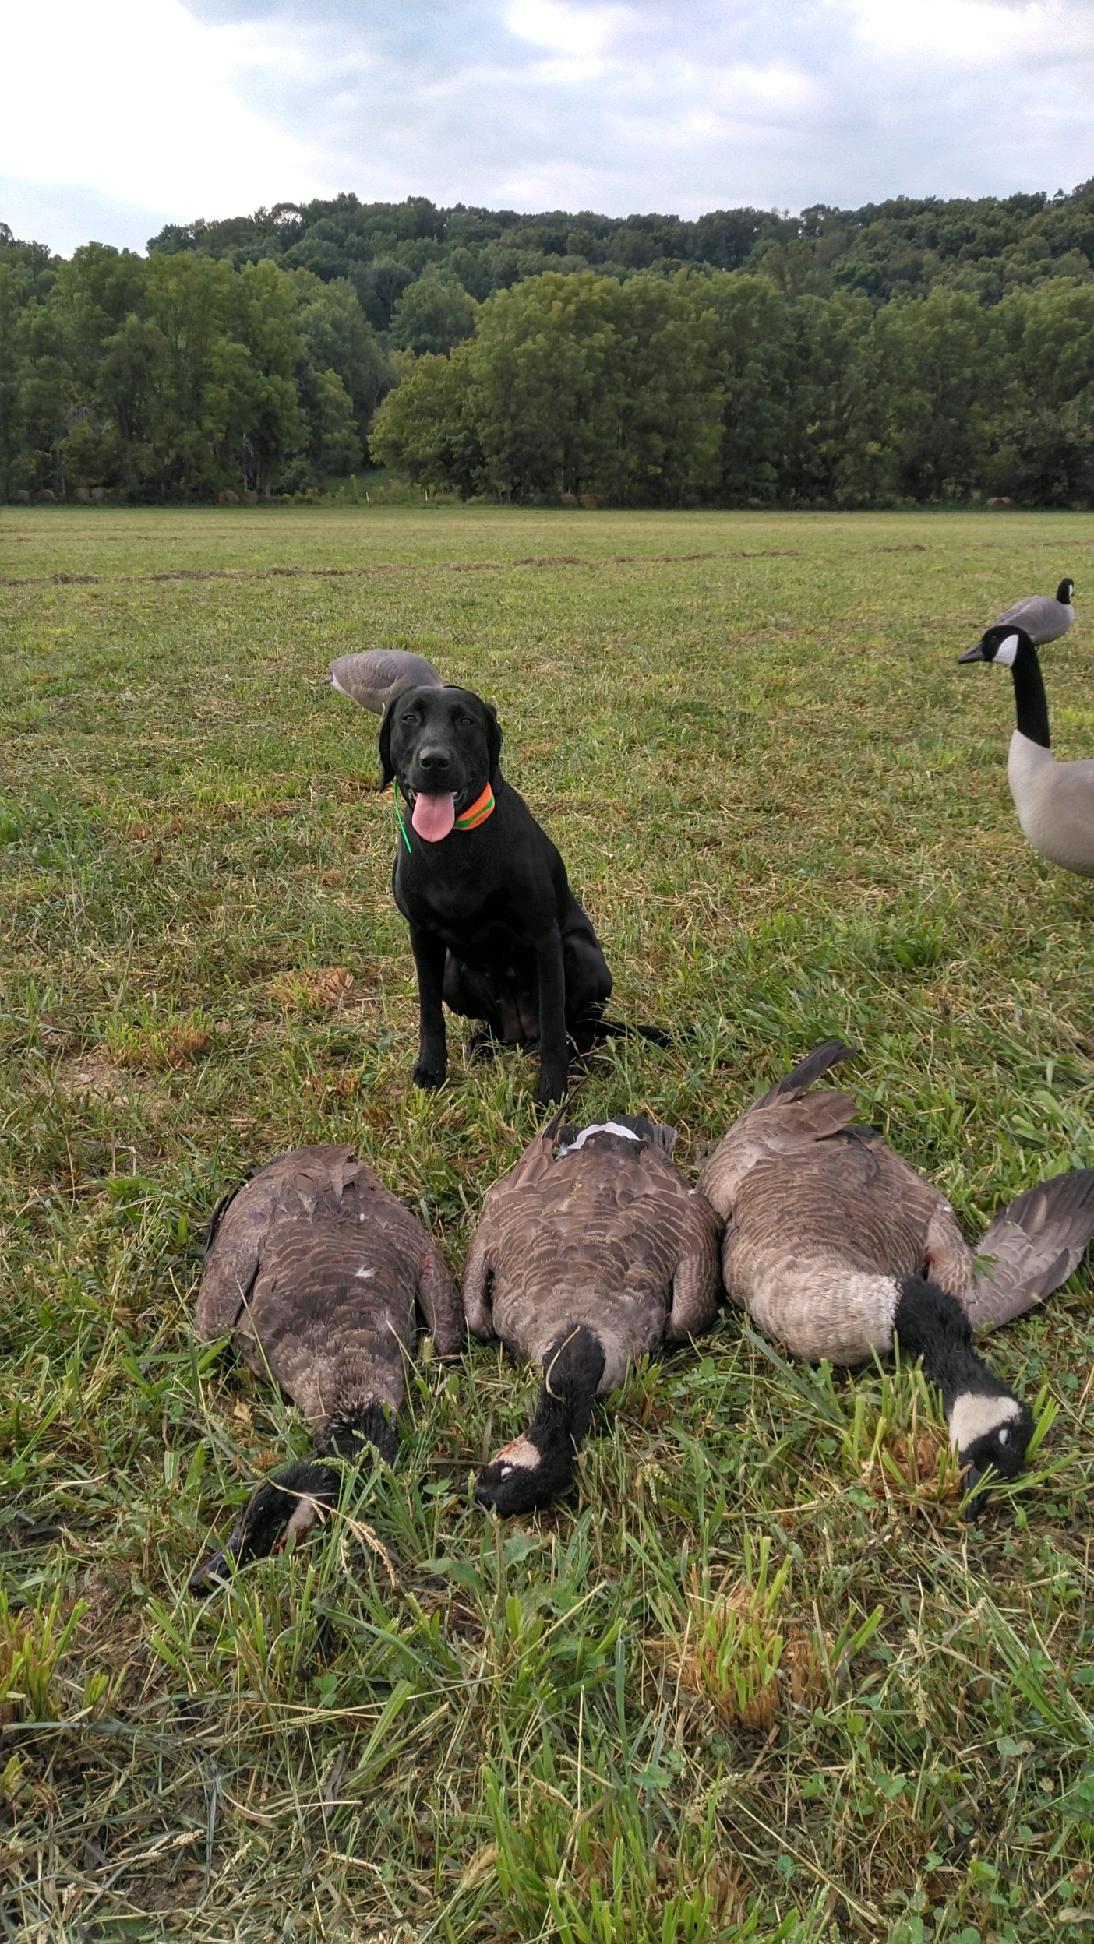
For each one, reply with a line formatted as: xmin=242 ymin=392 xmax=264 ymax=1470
xmin=197 ymin=1145 xmax=463 ymax=1442
xmin=699 ymin=1042 xmax=1094 ymax=1364
xmin=464 ymin=1121 xmax=721 ymax=1388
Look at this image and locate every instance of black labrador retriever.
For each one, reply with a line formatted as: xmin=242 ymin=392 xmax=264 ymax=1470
xmin=379 ymin=684 xmax=614 ymax=1104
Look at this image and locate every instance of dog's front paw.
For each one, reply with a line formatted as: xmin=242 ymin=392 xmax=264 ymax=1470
xmin=412 ymin=1060 xmax=447 ymax=1090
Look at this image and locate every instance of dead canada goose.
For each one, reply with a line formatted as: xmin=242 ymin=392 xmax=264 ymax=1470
xmin=189 ymin=1145 xmax=463 ymax=1592
xmin=464 ymin=1114 xmax=721 ymax=1514
xmin=985 ymin=577 xmax=1075 ymax=649
xmin=330 ymin=647 xmax=443 ymax=714
xmin=699 ymin=1042 xmax=1094 ymax=1510
xmin=959 ymin=624 xmax=1094 ymax=878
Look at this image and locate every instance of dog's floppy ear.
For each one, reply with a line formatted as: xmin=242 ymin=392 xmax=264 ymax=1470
xmin=483 ymin=701 xmax=502 ymax=781
xmin=378 ymin=696 xmax=398 ymax=791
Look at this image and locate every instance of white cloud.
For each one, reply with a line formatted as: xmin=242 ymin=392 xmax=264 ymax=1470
xmin=2 ymin=0 xmax=331 ymax=222
xmin=505 ymin=0 xmax=629 ymax=59
xmin=4 ymin=0 xmax=1094 ymax=258
xmin=849 ymin=0 xmax=1094 ymax=65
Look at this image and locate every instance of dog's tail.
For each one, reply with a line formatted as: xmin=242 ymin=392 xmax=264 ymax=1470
xmin=595 ymin=1018 xmax=672 ymax=1047
xmin=569 ymin=1008 xmax=672 ymax=1053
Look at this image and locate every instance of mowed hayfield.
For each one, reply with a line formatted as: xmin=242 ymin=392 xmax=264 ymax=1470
xmin=2 ymin=505 xmax=1093 ymax=1944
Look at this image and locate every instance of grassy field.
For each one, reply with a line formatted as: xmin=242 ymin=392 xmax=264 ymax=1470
xmin=2 ymin=505 xmax=1092 ymax=1944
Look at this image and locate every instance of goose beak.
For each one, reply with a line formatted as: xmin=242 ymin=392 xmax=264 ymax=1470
xmin=188 ymin=1543 xmax=238 ymax=1596
xmin=958 ymin=644 xmax=986 ymax=663
xmin=960 ymin=1463 xmax=992 ymax=1521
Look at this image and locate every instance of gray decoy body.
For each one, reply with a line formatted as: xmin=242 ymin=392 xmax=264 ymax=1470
xmin=699 ymin=1043 xmax=1094 ymax=1504
xmin=959 ymin=624 xmax=1094 ymax=877
xmin=190 ymin=1145 xmax=463 ymax=1589
xmin=464 ymin=1115 xmax=722 ymax=1513
xmin=330 ymin=648 xmax=443 ymax=714
xmin=991 ymin=577 xmax=1075 ymax=648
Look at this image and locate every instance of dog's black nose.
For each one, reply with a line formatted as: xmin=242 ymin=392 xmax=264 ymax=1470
xmin=417 ymin=745 xmax=453 ymax=776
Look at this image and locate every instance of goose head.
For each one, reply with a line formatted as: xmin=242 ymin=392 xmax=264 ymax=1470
xmin=475 ymin=1424 xmax=576 ymax=1516
xmin=189 ymin=1458 xmax=339 ymax=1595
xmin=949 ymin=1391 xmax=1034 ymax=1517
xmin=958 ymin=624 xmax=1032 ymax=669
xmin=1056 ymin=578 xmax=1075 ymax=606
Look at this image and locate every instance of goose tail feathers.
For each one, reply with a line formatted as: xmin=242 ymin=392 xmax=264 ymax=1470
xmin=756 ymin=1038 xmax=858 ymax=1108
xmin=967 ymin=1167 xmax=1094 ymax=1331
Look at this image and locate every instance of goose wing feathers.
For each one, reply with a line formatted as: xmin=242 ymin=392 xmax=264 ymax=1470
xmin=699 ymin=1088 xmax=861 ymax=1216
xmin=967 ymin=1168 xmax=1094 ymax=1330
xmin=996 ymin=594 xmax=1071 ymax=645
xmin=464 ymin=1134 xmax=719 ymax=1388
xmin=197 ymin=1146 xmax=361 ymax=1337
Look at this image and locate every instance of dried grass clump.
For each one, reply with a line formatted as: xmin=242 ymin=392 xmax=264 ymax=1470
xmin=267 ymin=965 xmax=356 ymax=1013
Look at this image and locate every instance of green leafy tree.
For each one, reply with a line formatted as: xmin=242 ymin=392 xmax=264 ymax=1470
xmin=369 ymin=347 xmax=482 ymax=495
xmin=389 ymin=272 xmax=478 ymax=355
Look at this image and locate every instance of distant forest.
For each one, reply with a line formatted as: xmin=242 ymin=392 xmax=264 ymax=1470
xmin=3 ymin=182 xmax=1094 ymax=507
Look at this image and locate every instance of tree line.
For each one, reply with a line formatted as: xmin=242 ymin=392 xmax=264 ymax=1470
xmin=371 ymin=270 xmax=1094 ymax=507
xmin=145 ymin=184 xmax=1094 ymax=312
xmin=2 ymin=179 xmax=1093 ymax=506
xmin=0 ymin=235 xmax=390 ymax=500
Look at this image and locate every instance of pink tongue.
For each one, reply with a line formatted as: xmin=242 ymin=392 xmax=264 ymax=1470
xmin=411 ymin=792 xmax=456 ymax=842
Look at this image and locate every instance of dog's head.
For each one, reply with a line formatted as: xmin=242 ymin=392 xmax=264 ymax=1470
xmin=378 ymin=685 xmax=502 ymax=844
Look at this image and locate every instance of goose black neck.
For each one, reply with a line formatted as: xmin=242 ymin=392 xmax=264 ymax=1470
xmin=1011 ymin=643 xmax=1051 ymax=750
xmin=892 ymin=1276 xmax=1006 ymax=1410
xmin=531 ymin=1326 xmax=606 ymax=1452
xmin=322 ymin=1400 xmax=397 ymax=1465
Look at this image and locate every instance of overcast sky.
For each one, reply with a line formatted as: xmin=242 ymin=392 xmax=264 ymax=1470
xmin=4 ymin=1 xmax=1094 ymax=257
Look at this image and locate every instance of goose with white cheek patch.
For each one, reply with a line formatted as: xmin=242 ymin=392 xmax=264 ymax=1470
xmin=959 ymin=624 xmax=1094 ymax=878
xmin=188 ymin=1145 xmax=463 ymax=1593
xmin=330 ymin=647 xmax=443 ymax=714
xmin=465 ymin=1114 xmax=721 ymax=1514
xmin=984 ymin=577 xmax=1076 ymax=649
xmin=699 ymin=1043 xmax=1094 ymax=1514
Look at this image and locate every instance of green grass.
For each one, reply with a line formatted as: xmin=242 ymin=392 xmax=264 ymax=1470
xmin=2 ymin=505 xmax=1092 ymax=1944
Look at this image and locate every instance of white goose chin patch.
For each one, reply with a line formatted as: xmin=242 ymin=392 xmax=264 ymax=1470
xmin=493 ymin=1433 xmax=540 ymax=1472
xmin=558 ymin=1122 xmax=642 ymax=1156
xmin=994 ymin=633 xmax=1020 ymax=667
xmin=949 ymin=1391 xmax=1021 ymax=1453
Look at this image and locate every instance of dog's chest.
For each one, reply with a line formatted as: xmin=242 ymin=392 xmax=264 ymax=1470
xmin=396 ymin=869 xmax=532 ymax=957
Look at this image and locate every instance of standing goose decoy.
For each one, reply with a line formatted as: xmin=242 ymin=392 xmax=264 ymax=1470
xmin=464 ymin=1113 xmax=722 ymax=1514
xmin=959 ymin=624 xmax=1094 ymax=877
xmin=189 ymin=1145 xmax=463 ymax=1593
xmin=699 ymin=1042 xmax=1094 ymax=1510
xmin=985 ymin=577 xmax=1076 ymax=649
xmin=330 ymin=647 xmax=443 ymax=714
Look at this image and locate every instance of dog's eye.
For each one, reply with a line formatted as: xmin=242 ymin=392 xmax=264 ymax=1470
xmin=453 ymin=711 xmax=476 ymax=730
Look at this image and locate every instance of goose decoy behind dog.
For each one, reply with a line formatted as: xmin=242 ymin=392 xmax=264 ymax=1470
xmin=986 ymin=577 xmax=1075 ymax=649
xmin=188 ymin=1145 xmax=463 ymax=1593
xmin=699 ymin=1042 xmax=1094 ymax=1511
xmin=464 ymin=1113 xmax=721 ymax=1514
xmin=330 ymin=647 xmax=443 ymax=714
xmin=959 ymin=624 xmax=1094 ymax=877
